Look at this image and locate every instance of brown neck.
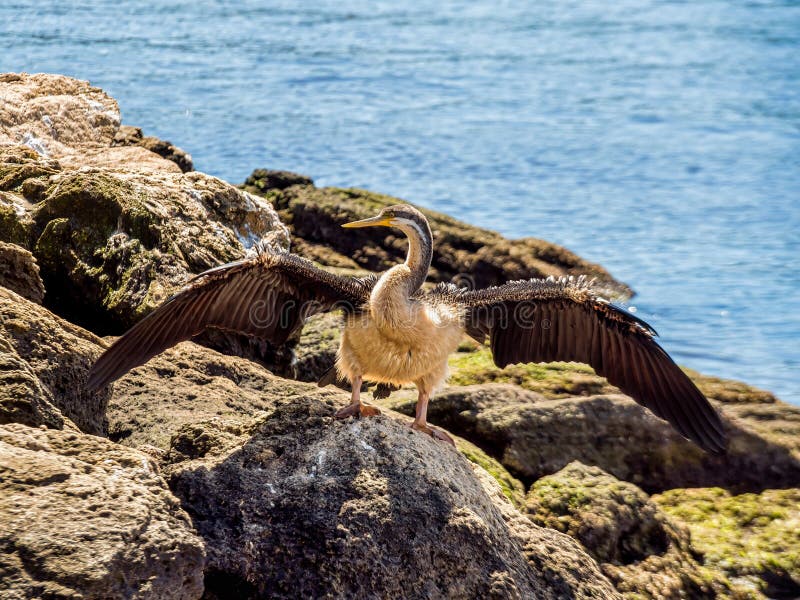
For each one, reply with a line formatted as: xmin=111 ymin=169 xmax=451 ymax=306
xmin=399 ymin=219 xmax=433 ymax=293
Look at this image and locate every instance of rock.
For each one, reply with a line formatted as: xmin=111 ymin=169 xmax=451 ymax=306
xmin=113 ymin=125 xmax=194 ymax=173
xmin=448 ymin=345 xmax=618 ymax=398
xmin=105 ymin=338 xmax=528 ymax=508
xmin=0 ymin=422 xmax=204 ymax=599
xmin=30 ymin=168 xmax=288 ymax=332
xmin=292 ymin=311 xmax=345 ymax=382
xmin=242 ymin=174 xmax=632 ymax=298
xmin=164 ymin=397 xmax=619 ymax=599
xmin=0 ymin=74 xmax=290 ymax=346
xmin=0 ymin=241 xmax=44 ymax=302
xmin=0 ymin=73 xmax=120 ymax=155
xmin=0 ymin=327 xmax=65 ymax=430
xmin=106 ymin=340 xmax=342 ymax=450
xmin=526 ymin=462 xmax=745 ymax=599
xmin=655 ymin=487 xmax=800 ymax=599
xmin=138 ymin=136 xmax=194 ymax=173
xmin=112 ymin=124 xmax=145 ymax=146
xmin=0 ymin=287 xmax=109 ymax=435
xmin=384 ymin=379 xmax=800 ymax=494
xmin=242 ymin=168 xmax=314 ymax=192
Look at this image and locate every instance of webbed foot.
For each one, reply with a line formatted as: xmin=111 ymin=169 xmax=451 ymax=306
xmin=410 ymin=421 xmax=455 ymax=446
xmin=334 ymin=403 xmax=382 ymax=420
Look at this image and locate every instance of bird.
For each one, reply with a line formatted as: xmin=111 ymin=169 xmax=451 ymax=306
xmin=87 ymin=204 xmax=727 ymax=453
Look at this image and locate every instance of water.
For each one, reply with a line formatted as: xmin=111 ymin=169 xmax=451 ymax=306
xmin=2 ymin=1 xmax=798 ymax=403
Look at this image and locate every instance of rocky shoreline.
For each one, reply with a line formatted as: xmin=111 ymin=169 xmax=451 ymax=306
xmin=0 ymin=73 xmax=797 ymax=599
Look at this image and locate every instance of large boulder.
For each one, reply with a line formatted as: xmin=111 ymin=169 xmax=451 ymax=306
xmin=384 ymin=380 xmax=800 ymax=494
xmin=0 ymin=74 xmax=290 ymax=340
xmin=655 ymin=487 xmax=800 ymax=599
xmin=525 ymin=462 xmax=744 ymax=599
xmin=0 ymin=287 xmax=109 ymax=435
xmin=0 ymin=423 xmax=204 ymax=599
xmin=164 ymin=397 xmax=620 ymax=599
xmin=242 ymin=170 xmax=632 ymax=298
xmin=105 ymin=339 xmax=527 ymax=508
xmin=30 ymin=167 xmax=288 ymax=332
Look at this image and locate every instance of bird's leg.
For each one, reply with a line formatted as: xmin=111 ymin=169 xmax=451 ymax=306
xmin=334 ymin=376 xmax=381 ymax=419
xmin=410 ymin=391 xmax=454 ymax=446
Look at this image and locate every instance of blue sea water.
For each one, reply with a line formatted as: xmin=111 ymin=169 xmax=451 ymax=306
xmin=2 ymin=1 xmax=798 ymax=403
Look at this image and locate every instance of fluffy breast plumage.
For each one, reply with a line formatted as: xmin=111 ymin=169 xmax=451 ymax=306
xmin=337 ymin=301 xmax=463 ymax=387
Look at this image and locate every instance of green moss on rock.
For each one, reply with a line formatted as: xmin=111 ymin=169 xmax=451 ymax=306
xmin=527 ymin=462 xmax=753 ymax=599
xmin=654 ymin=487 xmax=800 ymax=598
xmin=448 ymin=345 xmax=617 ymax=398
xmin=456 ymin=437 xmax=526 ymax=508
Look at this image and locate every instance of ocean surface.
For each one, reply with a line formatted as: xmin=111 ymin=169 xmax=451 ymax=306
xmin=2 ymin=1 xmax=798 ymax=403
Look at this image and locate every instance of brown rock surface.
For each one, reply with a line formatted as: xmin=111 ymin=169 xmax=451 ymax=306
xmin=0 ymin=422 xmax=205 ymax=600
xmin=0 ymin=287 xmax=109 ymax=434
xmin=0 ymin=241 xmax=44 ymax=302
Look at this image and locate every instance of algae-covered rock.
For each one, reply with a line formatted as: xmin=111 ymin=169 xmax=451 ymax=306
xmin=386 ymin=378 xmax=800 ymax=494
xmin=526 ymin=462 xmax=748 ymax=599
xmin=30 ymin=167 xmax=289 ymax=333
xmin=654 ymin=487 xmax=800 ymax=599
xmin=0 ymin=241 xmax=44 ymax=303
xmin=165 ymin=399 xmax=619 ymax=599
xmin=448 ymin=345 xmax=618 ymax=398
xmin=0 ymin=287 xmax=109 ymax=435
xmin=0 ymin=73 xmax=290 ymax=347
xmin=0 ymin=422 xmax=205 ymax=600
xmin=243 ymin=172 xmax=632 ymax=298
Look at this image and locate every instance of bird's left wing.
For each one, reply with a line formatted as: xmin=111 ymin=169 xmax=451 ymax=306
xmin=423 ymin=276 xmax=727 ymax=454
xmin=87 ymin=252 xmax=375 ymax=389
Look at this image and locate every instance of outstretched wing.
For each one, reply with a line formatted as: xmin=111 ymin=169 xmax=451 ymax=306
xmin=87 ymin=253 xmax=374 ymax=389
xmin=425 ymin=276 xmax=727 ymax=454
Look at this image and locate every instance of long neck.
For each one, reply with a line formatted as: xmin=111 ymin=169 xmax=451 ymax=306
xmin=399 ymin=219 xmax=433 ymax=294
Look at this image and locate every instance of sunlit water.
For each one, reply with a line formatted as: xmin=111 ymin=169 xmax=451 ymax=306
xmin=2 ymin=0 xmax=798 ymax=402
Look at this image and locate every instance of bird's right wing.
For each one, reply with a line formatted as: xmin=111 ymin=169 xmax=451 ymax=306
xmin=424 ymin=276 xmax=727 ymax=454
xmin=87 ymin=252 xmax=375 ymax=389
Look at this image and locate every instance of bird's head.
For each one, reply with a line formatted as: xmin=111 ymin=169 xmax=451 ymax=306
xmin=342 ymin=204 xmax=428 ymax=235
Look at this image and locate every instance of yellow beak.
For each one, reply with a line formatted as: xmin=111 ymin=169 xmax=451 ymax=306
xmin=341 ymin=215 xmax=393 ymax=228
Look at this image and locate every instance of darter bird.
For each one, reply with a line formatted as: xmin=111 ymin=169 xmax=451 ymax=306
xmin=87 ymin=204 xmax=727 ymax=452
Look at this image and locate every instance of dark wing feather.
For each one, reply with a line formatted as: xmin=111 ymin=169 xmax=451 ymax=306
xmin=425 ymin=276 xmax=727 ymax=454
xmin=87 ymin=253 xmax=374 ymax=390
